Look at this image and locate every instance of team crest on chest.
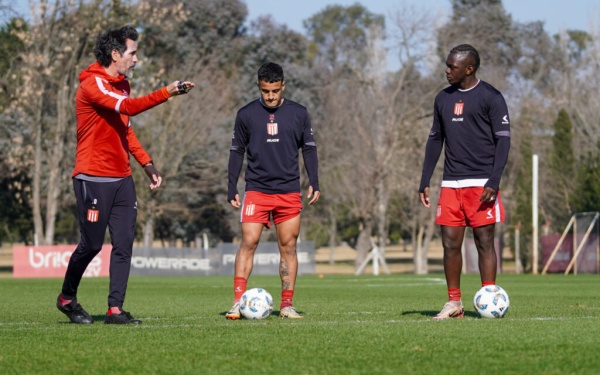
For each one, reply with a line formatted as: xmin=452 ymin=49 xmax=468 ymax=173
xmin=267 ymin=123 xmax=278 ymax=135
xmin=454 ymin=102 xmax=464 ymax=116
xmin=267 ymin=114 xmax=278 ymax=135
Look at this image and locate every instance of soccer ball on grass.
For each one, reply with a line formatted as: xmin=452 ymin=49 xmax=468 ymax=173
xmin=240 ymin=288 xmax=274 ymax=320
xmin=473 ymin=285 xmax=510 ymax=318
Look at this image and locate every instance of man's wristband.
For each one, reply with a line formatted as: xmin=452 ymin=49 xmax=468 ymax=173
xmin=143 ymin=161 xmax=153 ymax=168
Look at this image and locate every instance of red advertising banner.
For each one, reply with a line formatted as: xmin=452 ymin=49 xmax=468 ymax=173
xmin=12 ymin=245 xmax=111 ymax=278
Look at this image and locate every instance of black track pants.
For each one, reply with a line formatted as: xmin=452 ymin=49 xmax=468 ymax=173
xmin=61 ymin=176 xmax=137 ymax=309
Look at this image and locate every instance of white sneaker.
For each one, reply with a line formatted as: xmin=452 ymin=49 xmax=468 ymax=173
xmin=433 ymin=301 xmax=464 ymax=320
xmin=279 ymin=306 xmax=303 ymax=319
xmin=226 ymin=301 xmax=241 ymax=320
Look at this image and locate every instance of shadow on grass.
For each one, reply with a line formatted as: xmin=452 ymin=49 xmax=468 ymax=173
xmin=218 ymin=310 xmax=303 ymax=319
xmin=401 ymin=310 xmax=479 ymax=318
xmin=56 ymin=314 xmax=106 ymax=324
xmin=92 ymin=315 xmax=107 ymax=323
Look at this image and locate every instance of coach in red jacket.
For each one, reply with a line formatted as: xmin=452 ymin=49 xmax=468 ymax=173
xmin=56 ymin=25 xmax=194 ymax=325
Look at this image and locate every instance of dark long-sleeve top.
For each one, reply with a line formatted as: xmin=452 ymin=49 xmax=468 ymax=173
xmin=419 ymin=80 xmax=511 ymax=193
xmin=228 ymin=98 xmax=319 ymax=201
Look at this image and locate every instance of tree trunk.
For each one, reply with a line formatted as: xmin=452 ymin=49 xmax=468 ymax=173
xmin=328 ymin=209 xmax=337 ymax=265
xmin=143 ymin=201 xmax=155 ymax=248
xmin=355 ymin=217 xmax=373 ymax=268
xmin=414 ymin=211 xmax=437 ymax=274
xmin=44 ymin=82 xmax=70 ymax=245
xmin=376 ymin=178 xmax=388 ymax=256
xmin=32 ymin=100 xmax=45 ymax=246
xmin=415 ymin=224 xmax=424 ymax=274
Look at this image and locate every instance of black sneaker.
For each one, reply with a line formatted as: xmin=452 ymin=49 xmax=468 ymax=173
xmin=104 ymin=310 xmax=142 ymax=324
xmin=56 ymin=295 xmax=93 ymax=324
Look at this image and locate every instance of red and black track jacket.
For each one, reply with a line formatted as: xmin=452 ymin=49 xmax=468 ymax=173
xmin=72 ymin=62 xmax=170 ymax=178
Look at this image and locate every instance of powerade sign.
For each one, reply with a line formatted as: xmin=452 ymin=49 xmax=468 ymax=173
xmin=130 ymin=246 xmax=220 ymax=276
xmin=130 ymin=242 xmax=315 ymax=276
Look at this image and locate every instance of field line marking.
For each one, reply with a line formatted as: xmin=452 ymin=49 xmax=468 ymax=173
xmin=1 ymin=315 xmax=598 ymax=331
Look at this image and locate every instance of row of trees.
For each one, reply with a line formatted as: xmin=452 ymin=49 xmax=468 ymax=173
xmin=1 ymin=0 xmax=599 ymax=272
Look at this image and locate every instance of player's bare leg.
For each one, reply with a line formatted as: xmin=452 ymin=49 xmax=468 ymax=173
xmin=441 ymin=225 xmax=465 ymax=289
xmin=434 ymin=225 xmax=466 ymax=319
xmin=234 ymin=222 xmax=264 ymax=279
xmin=276 ymin=216 xmax=300 ymax=290
xmin=226 ymin=222 xmax=263 ymax=320
xmin=275 ymin=215 xmax=303 ymax=318
xmin=473 ymin=224 xmax=497 ymax=284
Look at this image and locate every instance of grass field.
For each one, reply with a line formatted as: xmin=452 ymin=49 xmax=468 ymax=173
xmin=1 ymin=273 xmax=599 ymax=374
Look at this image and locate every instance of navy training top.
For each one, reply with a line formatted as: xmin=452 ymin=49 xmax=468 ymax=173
xmin=227 ymin=98 xmax=319 ymax=201
xmin=419 ymin=80 xmax=511 ymax=193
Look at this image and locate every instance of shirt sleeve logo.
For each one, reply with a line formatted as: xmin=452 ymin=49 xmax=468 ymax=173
xmin=454 ymin=102 xmax=464 ymax=116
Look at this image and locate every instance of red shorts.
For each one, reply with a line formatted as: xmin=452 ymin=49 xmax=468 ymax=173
xmin=240 ymin=191 xmax=303 ymax=229
xmin=436 ymin=187 xmax=505 ymax=228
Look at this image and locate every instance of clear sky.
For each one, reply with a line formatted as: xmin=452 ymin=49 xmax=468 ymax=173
xmin=10 ymin=1 xmax=599 ymax=34
xmin=245 ymin=0 xmax=599 ymax=35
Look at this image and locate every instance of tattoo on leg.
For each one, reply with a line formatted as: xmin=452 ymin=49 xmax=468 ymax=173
xmin=280 ymin=261 xmax=290 ymax=289
xmin=280 ymin=261 xmax=289 ymax=277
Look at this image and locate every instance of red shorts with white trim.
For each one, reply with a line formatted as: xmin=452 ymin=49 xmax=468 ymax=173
xmin=435 ymin=187 xmax=505 ymax=228
xmin=241 ymin=191 xmax=303 ymax=229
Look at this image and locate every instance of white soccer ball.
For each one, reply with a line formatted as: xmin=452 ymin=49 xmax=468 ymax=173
xmin=240 ymin=288 xmax=274 ymax=320
xmin=473 ymin=285 xmax=510 ymax=318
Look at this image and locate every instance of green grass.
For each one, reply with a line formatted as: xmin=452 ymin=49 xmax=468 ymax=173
xmin=1 ymin=273 xmax=599 ymax=374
